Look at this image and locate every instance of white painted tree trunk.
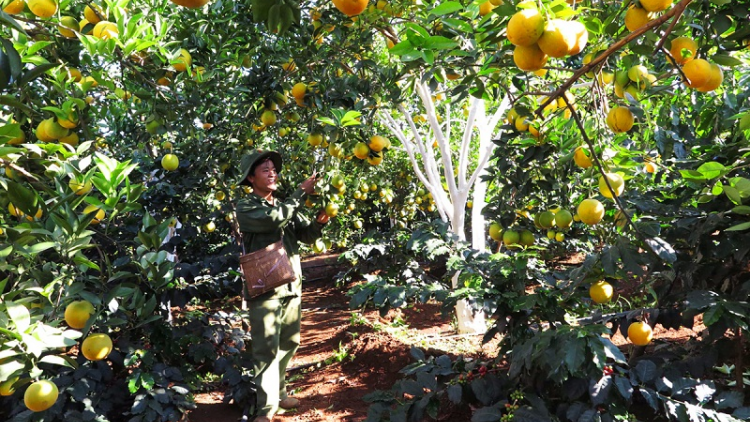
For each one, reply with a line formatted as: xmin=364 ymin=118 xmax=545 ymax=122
xmin=379 ymin=79 xmax=510 ymax=333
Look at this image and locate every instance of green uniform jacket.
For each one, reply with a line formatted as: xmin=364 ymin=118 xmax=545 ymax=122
xmin=236 ymin=189 xmax=322 ymax=299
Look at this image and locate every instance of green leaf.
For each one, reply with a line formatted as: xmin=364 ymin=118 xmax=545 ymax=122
xmin=730 ymin=206 xmax=750 ymax=215
xmin=726 ymin=222 xmax=750 ymax=232
xmin=0 ymin=10 xmax=27 ymax=34
xmin=429 ymin=2 xmax=463 ymax=15
xmin=7 ymin=302 xmax=30 ymax=332
xmin=388 ymin=40 xmax=414 ymax=56
xmin=597 ymin=336 xmax=627 ymax=364
xmin=24 ymin=242 xmax=56 ymax=254
xmin=38 ymin=354 xmax=78 ymax=369
xmin=703 ymin=304 xmax=724 ymax=326
xmin=645 ymin=237 xmax=676 ymax=263
xmin=712 ymin=53 xmax=743 ymax=67
xmin=0 ymin=358 xmax=24 ymax=380
xmin=724 ymin=186 xmax=742 ymax=205
xmin=424 ymin=36 xmax=458 ymax=50
xmin=696 ymin=161 xmax=727 ymax=179
xmin=635 ymin=360 xmax=657 ymax=383
xmin=6 ymin=180 xmax=39 ymax=216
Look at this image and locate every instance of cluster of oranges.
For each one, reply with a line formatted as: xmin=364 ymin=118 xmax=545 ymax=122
xmin=508 ymin=4 xmax=588 ymax=72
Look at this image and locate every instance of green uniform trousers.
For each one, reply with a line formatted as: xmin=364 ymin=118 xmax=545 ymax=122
xmin=248 ymin=294 xmax=301 ymax=417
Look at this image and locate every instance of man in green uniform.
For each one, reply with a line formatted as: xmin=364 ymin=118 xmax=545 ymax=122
xmin=235 ymin=150 xmax=329 ymax=422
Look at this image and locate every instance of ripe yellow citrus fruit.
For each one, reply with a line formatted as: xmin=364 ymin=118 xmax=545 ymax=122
xmin=627 ymin=321 xmax=653 ymax=346
xmin=368 ymin=135 xmax=389 ymax=152
xmin=2 ymin=0 xmax=25 ymax=14
xmin=589 ymin=280 xmax=613 ymax=304
xmin=489 ymin=222 xmax=503 ymax=241
xmin=669 ymin=36 xmax=697 ymax=65
xmin=64 ymin=300 xmax=95 ymax=329
xmin=577 ymin=199 xmax=605 ymax=225
xmin=307 ymin=133 xmax=323 ymax=147
xmin=567 ymin=21 xmax=588 ymax=56
xmin=696 ymin=63 xmax=723 ymax=92
xmin=81 ymin=333 xmax=113 ymax=361
xmin=645 ymin=162 xmax=657 ymax=173
xmin=513 ymin=44 xmax=548 ymax=72
xmin=84 ymin=4 xmax=105 ymax=23
xmin=93 ymin=21 xmax=118 ymax=40
xmin=325 ymin=202 xmax=339 ymax=217
xmin=58 ymin=111 xmax=79 ymax=129
xmin=260 ymin=110 xmax=277 ymax=126
xmin=514 ymin=116 xmax=529 ymax=132
xmin=606 ymin=106 xmax=634 ymax=133
xmin=353 ymin=142 xmax=370 ymax=159
xmin=57 ymin=16 xmax=79 ymax=38
xmin=366 ymin=152 xmax=383 ymax=165
xmin=627 ymin=65 xmax=649 ymax=83
xmin=24 ymin=380 xmax=58 ymax=412
xmin=28 ymin=0 xmax=56 ymax=18
xmin=538 ymin=211 xmax=556 ymax=229
xmin=332 ymin=0 xmax=369 ymax=16
xmin=69 ymin=179 xmax=93 ymax=195
xmin=554 ymin=232 xmax=565 ymax=242
xmin=83 ymin=204 xmax=105 ymax=224
xmin=554 ymin=209 xmax=573 ymax=229
xmin=204 ymin=221 xmax=216 ymax=232
xmin=502 ymin=229 xmax=520 ymax=247
xmin=215 ymin=191 xmax=226 ymax=201
xmin=682 ymin=58 xmax=712 ymax=88
xmin=574 ymin=146 xmax=593 ymax=168
xmin=599 ymin=172 xmax=625 ymax=198
xmin=161 ymin=154 xmax=179 ymax=171
xmin=291 ymin=82 xmax=307 ymax=100
xmin=624 ymin=6 xmax=653 ymax=32
xmin=328 ymin=142 xmax=343 ymax=158
xmin=0 ymin=376 xmax=18 ymax=396
xmin=173 ymin=49 xmax=192 ymax=72
xmin=640 ymin=0 xmax=672 ymax=12
xmin=58 ymin=132 xmax=78 ymax=146
xmin=169 ymin=0 xmax=211 ymax=7
xmin=546 ymin=230 xmax=555 ymax=240
xmin=506 ymin=8 xmax=545 ymax=47
xmin=537 ymin=19 xmax=577 ymax=58
xmin=478 ymin=1 xmax=494 ymax=16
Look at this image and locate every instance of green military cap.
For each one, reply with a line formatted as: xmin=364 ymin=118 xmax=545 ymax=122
xmin=238 ymin=149 xmax=283 ymax=186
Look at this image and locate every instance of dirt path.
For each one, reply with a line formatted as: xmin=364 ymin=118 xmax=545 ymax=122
xmin=188 ymin=256 xmax=470 ymax=422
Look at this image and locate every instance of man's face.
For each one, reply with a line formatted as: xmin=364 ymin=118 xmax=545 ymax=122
xmin=248 ymin=159 xmax=278 ymax=193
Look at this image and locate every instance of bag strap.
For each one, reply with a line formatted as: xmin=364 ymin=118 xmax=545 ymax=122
xmin=239 ymin=228 xmax=284 ymax=255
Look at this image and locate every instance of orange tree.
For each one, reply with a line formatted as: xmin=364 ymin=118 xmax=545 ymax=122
xmin=0 ymin=0 xmax=429 ymax=419
xmin=355 ymin=0 xmax=750 ymax=421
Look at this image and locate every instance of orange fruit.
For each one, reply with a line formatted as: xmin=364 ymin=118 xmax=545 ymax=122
xmin=506 ymin=8 xmax=545 ymax=47
xmin=669 ymin=36 xmax=698 ymax=65
xmin=368 ymin=135 xmax=389 ymax=152
xmin=606 ymin=107 xmax=634 ymax=133
xmin=64 ymin=300 xmax=95 ymax=329
xmin=537 ymin=19 xmax=577 ymax=58
xmin=624 ymin=6 xmax=653 ymax=32
xmin=513 ymin=44 xmax=548 ymax=72
xmin=589 ymin=281 xmax=613 ymax=304
xmin=682 ymin=59 xmax=712 ymax=88
xmin=27 ymin=0 xmax=56 ymax=18
xmin=640 ymin=0 xmax=672 ymax=12
xmin=81 ymin=333 xmax=113 ymax=361
xmin=2 ymin=0 xmax=25 ymax=15
xmin=573 ymin=146 xmax=593 ymax=168
xmin=696 ymin=64 xmax=723 ymax=92
xmin=84 ymin=4 xmax=105 ymax=23
xmin=332 ymin=0 xmax=369 ymax=16
xmin=627 ymin=321 xmax=653 ymax=345
xmin=599 ymin=172 xmax=625 ymax=199
xmin=93 ymin=21 xmax=118 ymax=40
xmin=567 ymin=20 xmax=588 ymax=56
xmin=577 ymin=199 xmax=604 ymax=225
xmin=24 ymin=380 xmax=58 ymax=412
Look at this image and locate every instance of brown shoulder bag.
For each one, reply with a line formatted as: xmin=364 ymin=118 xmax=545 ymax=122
xmin=240 ymin=234 xmax=297 ymax=298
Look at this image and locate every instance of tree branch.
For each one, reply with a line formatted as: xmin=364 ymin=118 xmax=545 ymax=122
xmin=535 ymin=0 xmax=694 ymax=118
